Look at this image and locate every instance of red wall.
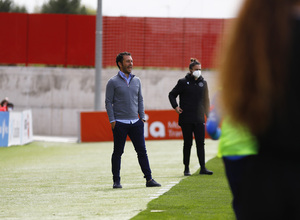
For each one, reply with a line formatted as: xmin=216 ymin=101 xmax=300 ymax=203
xmin=0 ymin=13 xmax=225 ymax=69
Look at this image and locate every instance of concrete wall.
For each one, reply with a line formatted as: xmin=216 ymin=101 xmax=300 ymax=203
xmin=0 ymin=66 xmax=219 ymax=137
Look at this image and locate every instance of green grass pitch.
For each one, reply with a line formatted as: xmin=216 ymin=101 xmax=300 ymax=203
xmin=0 ymin=139 xmax=234 ymax=219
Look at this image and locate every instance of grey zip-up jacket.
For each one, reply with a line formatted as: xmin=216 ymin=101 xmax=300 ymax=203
xmin=105 ymin=72 xmax=145 ymax=122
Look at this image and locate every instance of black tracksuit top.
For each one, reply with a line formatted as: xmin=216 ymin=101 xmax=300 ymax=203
xmin=168 ymin=73 xmax=210 ymax=126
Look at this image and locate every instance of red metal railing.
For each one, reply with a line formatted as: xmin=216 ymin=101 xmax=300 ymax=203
xmin=0 ymin=13 xmax=225 ymax=69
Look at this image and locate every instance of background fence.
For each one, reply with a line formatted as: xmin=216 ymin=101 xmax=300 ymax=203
xmin=0 ymin=13 xmax=225 ymax=69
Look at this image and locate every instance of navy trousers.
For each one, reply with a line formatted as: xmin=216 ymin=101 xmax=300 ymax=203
xmin=111 ymin=119 xmax=152 ymax=182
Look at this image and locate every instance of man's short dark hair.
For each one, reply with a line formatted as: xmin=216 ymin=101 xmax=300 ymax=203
xmin=116 ymin=52 xmax=131 ymax=70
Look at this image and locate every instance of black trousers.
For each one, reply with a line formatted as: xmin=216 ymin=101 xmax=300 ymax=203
xmin=223 ymin=155 xmax=257 ymax=220
xmin=111 ymin=119 xmax=152 ymax=182
xmin=180 ymin=122 xmax=205 ymax=168
xmin=239 ymin=155 xmax=300 ymax=220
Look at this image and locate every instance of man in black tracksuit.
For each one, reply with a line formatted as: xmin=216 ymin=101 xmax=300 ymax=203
xmin=168 ymin=58 xmax=213 ymax=176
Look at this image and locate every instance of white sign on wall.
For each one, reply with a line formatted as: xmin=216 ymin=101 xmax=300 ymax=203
xmin=0 ymin=109 xmax=33 ymax=147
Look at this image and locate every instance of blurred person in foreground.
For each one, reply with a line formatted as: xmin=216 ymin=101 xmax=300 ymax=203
xmin=169 ymin=58 xmax=212 ymax=176
xmin=206 ymin=93 xmax=258 ymax=220
xmin=218 ymin=0 xmax=300 ymax=219
xmin=105 ymin=52 xmax=161 ymax=189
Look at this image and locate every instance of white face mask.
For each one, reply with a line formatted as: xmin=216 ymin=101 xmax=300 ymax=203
xmin=192 ymin=70 xmax=201 ymax=78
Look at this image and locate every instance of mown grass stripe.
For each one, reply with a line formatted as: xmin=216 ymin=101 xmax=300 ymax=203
xmin=0 ymin=139 xmax=232 ymax=219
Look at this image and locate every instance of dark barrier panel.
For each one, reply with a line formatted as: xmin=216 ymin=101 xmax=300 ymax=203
xmin=0 ymin=13 xmax=27 ymax=64
xmin=27 ymin=14 xmax=67 ymax=65
xmin=67 ymin=15 xmax=96 ymax=66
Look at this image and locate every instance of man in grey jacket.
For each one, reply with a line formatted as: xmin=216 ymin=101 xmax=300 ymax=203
xmin=105 ymin=52 xmax=161 ymax=189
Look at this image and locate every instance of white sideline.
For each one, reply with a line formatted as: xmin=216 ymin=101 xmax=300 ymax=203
xmin=33 ymin=135 xmax=78 ymax=143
